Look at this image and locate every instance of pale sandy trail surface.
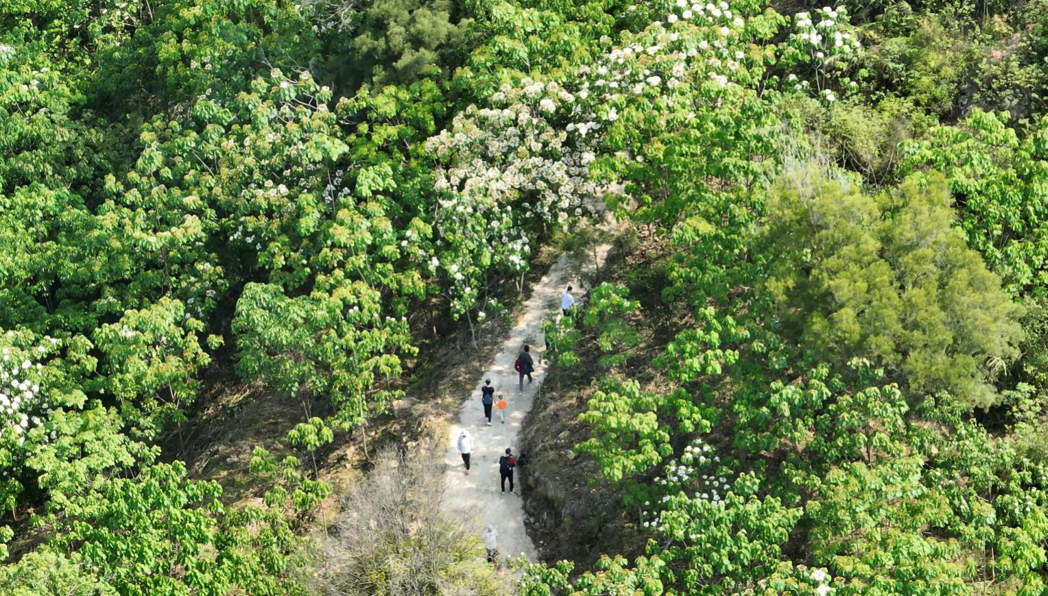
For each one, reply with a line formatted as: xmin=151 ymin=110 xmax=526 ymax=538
xmin=441 ymin=241 xmax=613 ymax=565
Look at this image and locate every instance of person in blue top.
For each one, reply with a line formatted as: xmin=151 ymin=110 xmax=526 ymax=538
xmin=481 ymin=378 xmax=495 ymax=425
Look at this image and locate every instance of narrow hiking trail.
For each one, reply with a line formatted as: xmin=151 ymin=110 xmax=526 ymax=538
xmin=441 ymin=241 xmax=614 ymax=565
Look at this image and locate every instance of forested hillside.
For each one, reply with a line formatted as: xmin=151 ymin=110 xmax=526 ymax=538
xmin=4 ymin=0 xmax=1048 ymax=593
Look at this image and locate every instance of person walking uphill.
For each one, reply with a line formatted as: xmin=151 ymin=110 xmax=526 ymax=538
xmin=496 ymin=394 xmax=507 ymax=424
xmin=514 ymin=345 xmax=534 ymax=393
xmin=498 ymin=448 xmax=516 ymax=494
xmin=561 ymin=285 xmax=575 ymax=317
xmin=482 ymin=525 xmax=501 ymax=571
xmin=457 ymin=430 xmax=473 ymax=475
xmin=480 ymin=379 xmax=495 ymax=425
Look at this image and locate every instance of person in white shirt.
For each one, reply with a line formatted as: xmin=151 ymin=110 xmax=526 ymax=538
xmin=482 ymin=525 xmax=499 ymax=566
xmin=561 ymin=285 xmax=575 ymax=317
xmin=457 ymin=430 xmax=473 ymax=475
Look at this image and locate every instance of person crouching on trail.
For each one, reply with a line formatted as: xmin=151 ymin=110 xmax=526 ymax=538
xmin=498 ymin=448 xmax=516 ymax=494
xmin=514 ymin=345 xmax=534 ymax=393
xmin=457 ymin=430 xmax=473 ymax=475
xmin=481 ymin=379 xmax=495 ymax=425
xmin=496 ymin=394 xmax=507 ymax=424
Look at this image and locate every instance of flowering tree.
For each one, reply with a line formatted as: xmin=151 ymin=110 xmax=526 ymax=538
xmin=426 ymin=79 xmax=602 ymax=330
xmin=0 ymin=346 xmax=47 ymax=517
xmin=781 ymin=5 xmax=863 ymax=101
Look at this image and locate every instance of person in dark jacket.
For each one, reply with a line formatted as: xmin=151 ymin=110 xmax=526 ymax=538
xmin=498 ymin=448 xmax=516 ymax=494
xmin=481 ymin=378 xmax=495 ymax=425
xmin=515 ymin=345 xmax=534 ymax=393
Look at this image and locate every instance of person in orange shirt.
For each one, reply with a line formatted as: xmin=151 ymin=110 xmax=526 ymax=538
xmin=495 ymin=394 xmax=507 ymax=424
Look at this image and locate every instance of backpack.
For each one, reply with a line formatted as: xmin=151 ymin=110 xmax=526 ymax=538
xmin=500 ymin=455 xmax=516 ymax=472
xmin=514 ymin=355 xmax=523 ymax=372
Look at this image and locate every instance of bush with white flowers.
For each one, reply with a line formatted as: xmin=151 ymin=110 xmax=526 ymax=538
xmin=568 ymin=0 xmax=764 ymax=135
xmin=638 ymin=438 xmax=732 ymax=529
xmin=0 ymin=351 xmax=48 ymax=450
xmin=0 ymin=335 xmax=60 ymax=512
xmin=783 ymin=5 xmax=863 ymax=102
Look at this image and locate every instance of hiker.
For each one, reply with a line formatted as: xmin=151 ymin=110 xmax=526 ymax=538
xmin=481 ymin=379 xmax=495 ymax=425
xmin=496 ymin=394 xmax=507 ymax=424
xmin=561 ymin=285 xmax=576 ymax=317
xmin=482 ymin=525 xmax=500 ymax=568
xmin=514 ymin=345 xmax=534 ymax=393
xmin=457 ymin=430 xmax=473 ymax=475
xmin=498 ymin=448 xmax=516 ymax=494
xmin=542 ymin=319 xmax=551 ymax=362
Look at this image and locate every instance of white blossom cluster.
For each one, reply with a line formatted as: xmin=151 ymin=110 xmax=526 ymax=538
xmin=303 ymin=0 xmax=363 ymax=35
xmin=0 ymin=345 xmax=55 ymax=464
xmin=789 ymin=6 xmax=862 ymax=101
xmin=95 ymin=0 xmax=140 ymax=31
xmin=564 ymin=0 xmax=755 ymax=155
xmin=999 ymin=489 xmax=1042 ymax=521
xmin=810 ymin=567 xmax=834 ymax=595
xmin=423 ymin=0 xmax=765 ymax=317
xmin=178 ymin=261 xmax=226 ymax=321
xmin=322 ymin=168 xmax=349 ymax=205
xmin=229 ymin=213 xmax=265 ymax=254
xmin=640 ymin=438 xmax=730 ymax=535
xmin=426 ymin=82 xmax=600 ymax=312
xmin=794 ymin=6 xmax=859 ymax=53
xmin=755 ymin=565 xmax=835 ymax=595
xmin=4 ymin=58 xmax=56 ymax=102
xmin=672 ymin=439 xmax=726 ymax=501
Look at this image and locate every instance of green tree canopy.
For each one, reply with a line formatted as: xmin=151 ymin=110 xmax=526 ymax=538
xmin=758 ymin=171 xmax=1023 ymax=410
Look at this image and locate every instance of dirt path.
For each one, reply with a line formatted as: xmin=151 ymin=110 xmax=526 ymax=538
xmin=441 ymin=240 xmax=614 ymax=565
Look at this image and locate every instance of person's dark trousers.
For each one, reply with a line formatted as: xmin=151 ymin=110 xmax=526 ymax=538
xmin=461 ymin=453 xmax=471 ymax=470
xmin=501 ymin=470 xmax=514 ymax=492
xmin=518 ymin=372 xmax=532 ymax=391
xmin=483 ymin=403 xmax=492 ymax=423
xmin=563 ymin=308 xmax=571 ymax=317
